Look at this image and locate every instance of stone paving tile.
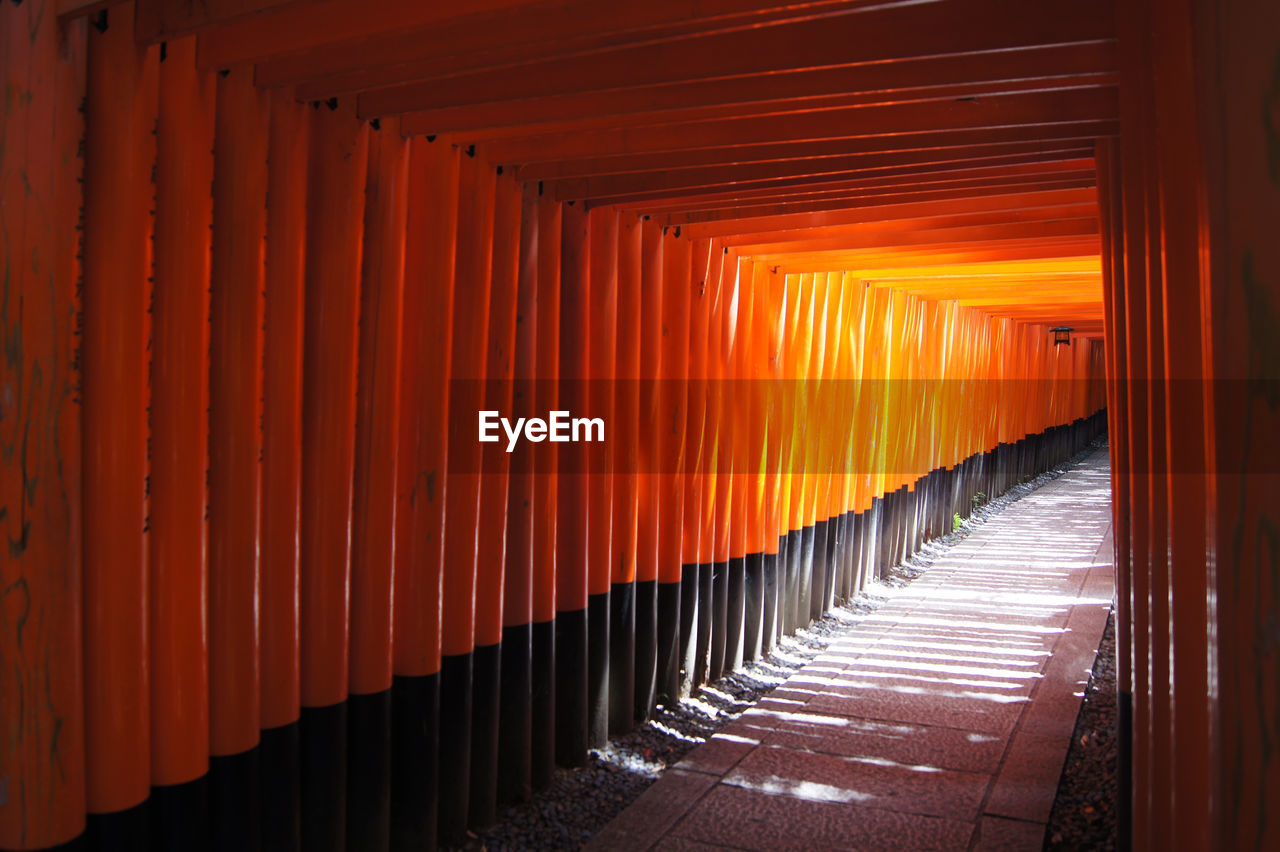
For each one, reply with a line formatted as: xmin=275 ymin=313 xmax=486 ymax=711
xmin=984 ymin=732 xmax=1071 ymax=823
xmin=723 ymin=743 xmax=990 ymax=820
xmin=669 ymin=783 xmax=975 ymax=852
xmin=678 ymin=732 xmax=758 ymax=776
xmin=804 ymin=685 xmax=1027 ymax=736
xmin=595 ymin=448 xmax=1115 ymax=850
xmin=586 ymin=769 xmax=719 ymax=851
xmin=762 ymin=715 xmax=1008 ymax=774
xmin=971 ymin=815 xmax=1048 ymax=851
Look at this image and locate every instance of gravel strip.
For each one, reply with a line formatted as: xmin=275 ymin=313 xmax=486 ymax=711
xmin=448 ymin=441 xmax=1107 ymax=851
xmin=1045 ymin=607 xmax=1119 ymax=851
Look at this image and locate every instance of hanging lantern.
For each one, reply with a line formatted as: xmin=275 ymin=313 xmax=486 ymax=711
xmin=1050 ymin=326 xmax=1073 ymax=346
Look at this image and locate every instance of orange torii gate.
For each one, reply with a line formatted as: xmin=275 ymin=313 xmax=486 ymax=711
xmin=3 ymin=1 xmax=1276 ymax=851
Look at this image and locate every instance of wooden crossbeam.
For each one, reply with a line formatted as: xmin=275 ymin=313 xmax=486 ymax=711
xmin=201 ymin=0 xmax=879 ymax=71
xmin=512 ymin=123 xmax=1118 ymax=181
xmin=474 ymin=90 xmax=1117 ymax=165
xmin=354 ymin=0 xmax=1113 ymax=117
xmin=571 ymin=151 xmax=1096 ymax=206
xmin=547 ymin=142 xmax=1094 ymax=203
xmin=665 ymin=179 xmax=1099 ymax=225
xmin=384 ymin=47 xmax=1116 ymax=136
xmin=682 ymin=188 xmax=1099 ymax=238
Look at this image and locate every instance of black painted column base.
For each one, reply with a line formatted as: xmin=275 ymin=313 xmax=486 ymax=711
xmin=586 ymin=591 xmax=611 ymax=749
xmin=469 ymin=642 xmax=502 ymax=830
xmin=497 ymin=623 xmax=532 ymax=809
xmin=391 ymin=673 xmax=438 ymax=852
xmin=437 ymin=652 xmax=472 ymax=843
xmin=742 ymin=552 xmax=764 ymax=664
xmin=530 ymin=620 xmax=556 ymax=791
xmin=553 ymin=609 xmax=588 ymax=768
xmin=633 ymin=581 xmax=658 ymax=722
xmin=655 ymin=581 xmax=683 ymax=707
xmin=726 ymin=555 xmax=746 ymax=673
xmin=707 ymin=560 xmax=727 ymax=683
xmin=609 ymin=582 xmax=637 ymax=735
xmin=761 ymin=551 xmax=779 ymax=654
xmin=86 ymin=798 xmax=150 ymax=852
xmin=348 ymin=690 xmax=391 ymax=852
xmin=262 ymin=721 xmax=302 ymax=852
xmin=151 ymin=773 xmax=210 ymax=852
xmin=677 ymin=564 xmax=700 ymax=697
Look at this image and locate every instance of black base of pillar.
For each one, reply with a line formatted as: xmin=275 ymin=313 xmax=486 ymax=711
xmin=609 ymin=582 xmax=636 ymax=735
xmin=390 ymin=673 xmax=438 ymax=852
xmin=530 ymin=620 xmax=555 ymax=791
xmin=655 ymin=581 xmax=683 ymax=707
xmin=497 ymin=623 xmax=532 ymax=809
xmin=586 ymin=591 xmax=611 ymax=748
xmin=633 ymin=580 xmax=658 ymax=721
xmin=86 ymin=797 xmax=151 ymax=852
xmin=151 ymin=774 xmax=209 ymax=852
xmin=553 ymin=609 xmax=588 ymax=768
xmin=468 ymin=642 xmax=502 ymax=830
xmin=437 ymin=652 xmax=473 ymax=843
xmin=348 ymin=690 xmax=391 ymax=852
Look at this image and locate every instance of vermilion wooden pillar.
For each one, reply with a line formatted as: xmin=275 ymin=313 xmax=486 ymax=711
xmin=531 ymin=193 xmax=562 ymax=789
xmin=497 ymin=181 xmax=542 ymax=808
xmin=634 ymin=217 xmax=666 ymax=720
xmin=349 ymin=116 xmax=409 ymax=852
xmin=610 ymin=213 xmax=644 ymax=734
xmin=438 ymin=150 xmax=496 ymax=841
xmin=655 ymin=229 xmax=692 ymax=704
xmin=1189 ymin=0 xmax=1280 ymax=847
xmin=707 ymin=241 xmax=733 ymax=685
xmin=0 ymin=2 xmax=87 ymax=847
xmin=391 ymin=138 xmax=460 ymax=852
xmin=260 ymin=89 xmax=310 ymax=852
xmin=586 ymin=208 xmax=618 ymax=747
xmin=207 ymin=64 xmax=270 ymax=852
xmin=81 ymin=10 xmax=157 ymax=843
xmin=1117 ymin=0 xmax=1156 ymax=841
xmin=1148 ymin=1 xmax=1211 ymax=847
xmin=149 ymin=35 xmax=214 ymax=846
xmin=680 ymin=235 xmax=712 ymax=695
xmin=470 ymin=172 xmax=521 ymax=829
xmin=555 ymin=199 xmax=591 ymax=766
xmin=299 ymin=98 xmax=368 ymax=852
xmin=727 ymin=254 xmax=755 ymax=672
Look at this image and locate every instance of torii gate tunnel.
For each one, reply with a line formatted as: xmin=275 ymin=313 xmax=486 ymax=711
xmin=2 ymin=0 xmax=1278 ymax=850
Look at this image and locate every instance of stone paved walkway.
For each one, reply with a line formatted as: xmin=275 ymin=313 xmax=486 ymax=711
xmin=590 ymin=447 xmax=1115 ymax=852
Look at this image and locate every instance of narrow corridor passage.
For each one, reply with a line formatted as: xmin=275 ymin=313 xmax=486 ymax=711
xmin=592 ymin=447 xmax=1114 ymax=851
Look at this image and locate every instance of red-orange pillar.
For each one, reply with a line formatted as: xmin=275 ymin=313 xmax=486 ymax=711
xmin=0 ymin=2 xmax=87 ymax=847
xmin=81 ymin=10 xmax=156 ymax=838
xmin=634 ymin=217 xmax=665 ymax=719
xmin=149 ymin=34 xmax=214 ymax=844
xmin=391 ymin=138 xmax=460 ymax=851
xmin=299 ymin=98 xmax=368 ymax=852
xmin=470 ymin=172 xmax=522 ymax=828
xmin=530 ymin=194 xmax=562 ymax=787
xmin=555 ymin=200 xmax=591 ymax=765
xmin=609 ymin=213 xmax=643 ymax=734
xmin=497 ymin=181 xmax=542 ymax=807
xmin=438 ymin=150 xmax=496 ymax=841
xmin=349 ymin=117 xmax=409 ymax=851
xmin=586 ymin=209 xmax=618 ymax=747
xmin=260 ymin=89 xmax=310 ymax=852
xmin=207 ymin=64 xmax=269 ymax=849
xmin=655 ymin=229 xmax=692 ymax=703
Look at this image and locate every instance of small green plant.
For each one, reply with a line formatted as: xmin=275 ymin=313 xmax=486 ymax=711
xmin=953 ymin=512 xmax=963 ymax=532
xmin=972 ymin=491 xmax=987 ymax=511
